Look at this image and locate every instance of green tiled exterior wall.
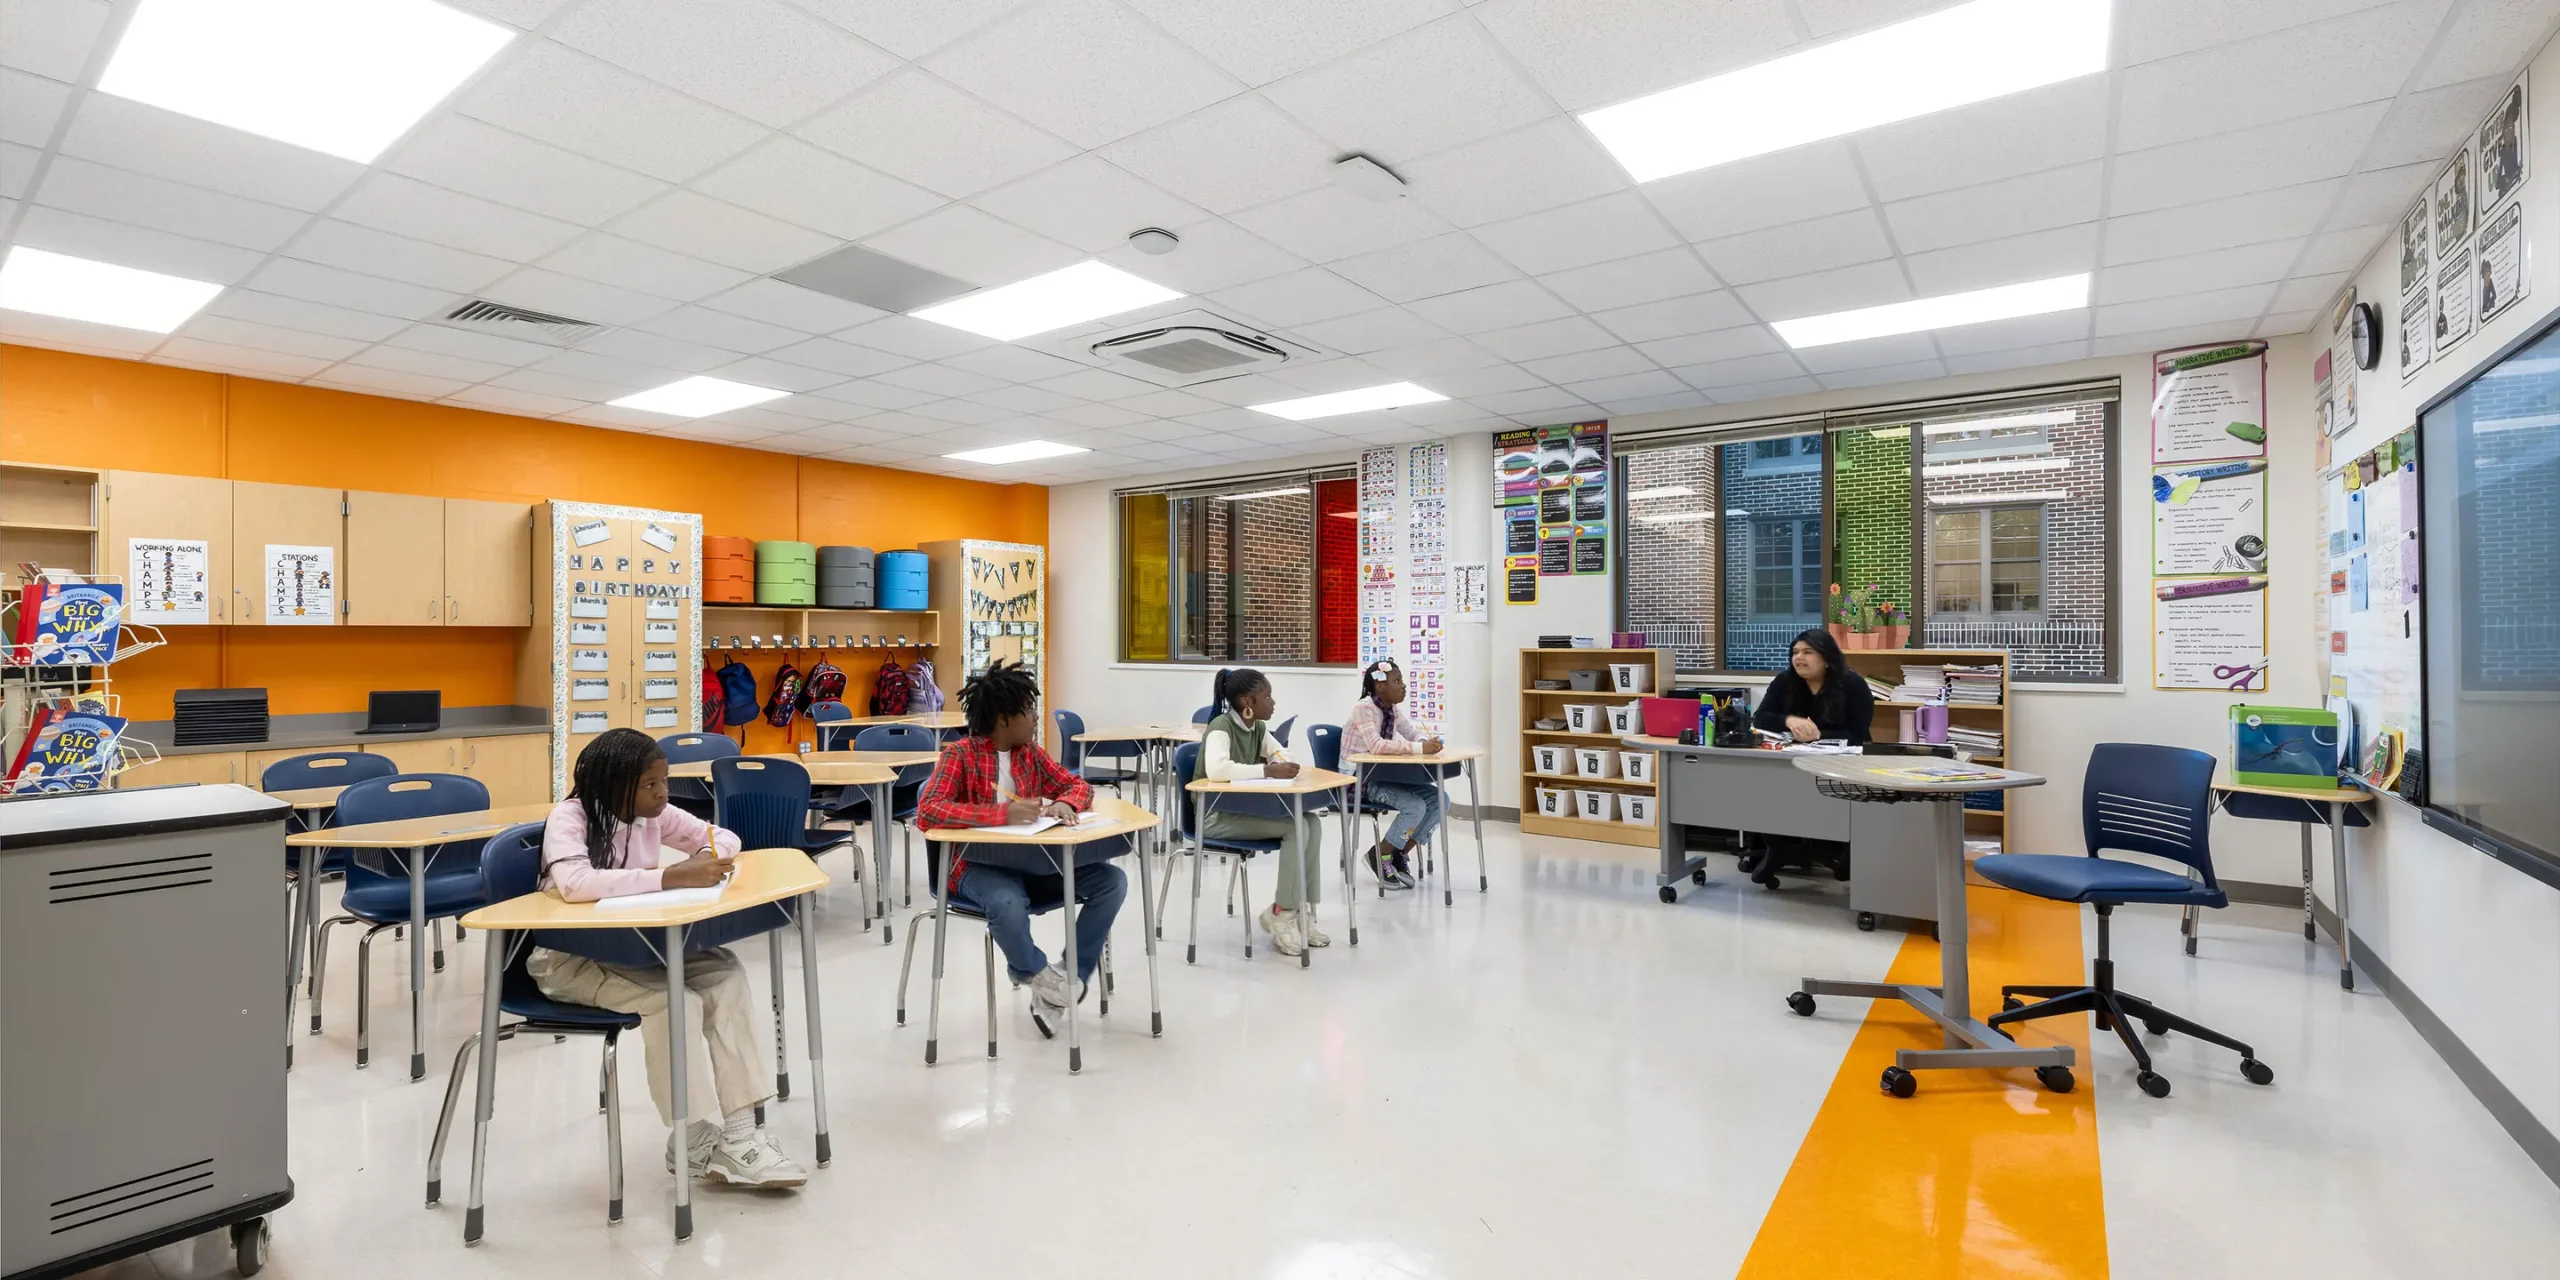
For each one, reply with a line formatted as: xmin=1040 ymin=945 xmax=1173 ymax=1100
xmin=1832 ymin=427 xmax=1912 ymax=624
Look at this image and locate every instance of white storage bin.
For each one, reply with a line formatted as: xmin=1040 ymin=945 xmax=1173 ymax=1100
xmin=1605 ymin=702 xmax=1641 ymax=735
xmin=1575 ymin=789 xmax=1617 ymax=822
xmin=1610 ymin=662 xmax=1653 ymax=694
xmin=1620 ymin=794 xmax=1657 ymax=827
xmin=1572 ymin=747 xmax=1617 ymax=778
xmin=1531 ymin=743 xmax=1570 ymax=776
xmin=1565 ymin=703 xmax=1603 ymax=733
xmin=1619 ymin=750 xmax=1654 ymax=783
xmin=1535 ymin=786 xmax=1571 ymax=818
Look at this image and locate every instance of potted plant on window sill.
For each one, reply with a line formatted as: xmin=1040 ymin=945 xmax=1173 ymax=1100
xmin=1827 ymin=583 xmax=1907 ymax=650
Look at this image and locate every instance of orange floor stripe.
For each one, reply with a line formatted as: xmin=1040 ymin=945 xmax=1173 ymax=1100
xmin=1739 ymin=885 xmax=2108 ymax=1280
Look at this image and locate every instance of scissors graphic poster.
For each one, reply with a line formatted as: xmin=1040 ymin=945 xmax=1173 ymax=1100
xmin=2151 ymin=461 xmax=2266 ymax=575
xmin=2153 ymin=581 xmax=2267 ymax=691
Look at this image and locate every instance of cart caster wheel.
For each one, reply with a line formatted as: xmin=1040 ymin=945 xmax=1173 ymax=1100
xmin=1692 ymin=869 xmax=1706 ymax=885
xmin=2137 ymin=1070 xmax=2172 ymax=1098
xmin=2240 ymin=1057 xmax=2274 ymax=1086
xmin=2002 ymin=994 xmax=2025 ymax=1013
xmin=1856 ymin=911 xmax=1876 ymax=932
xmin=2035 ymin=1065 xmax=2075 ymax=1094
xmin=1880 ymin=1066 xmax=1916 ymax=1098
xmin=1657 ymin=886 xmax=1678 ymax=904
xmin=1756 ymin=875 xmax=1780 ymax=890
xmin=232 ymin=1217 xmax=269 ymax=1276
xmin=1786 ymin=991 xmax=1816 ymax=1017
xmin=2144 ymin=1017 xmax=2170 ymax=1038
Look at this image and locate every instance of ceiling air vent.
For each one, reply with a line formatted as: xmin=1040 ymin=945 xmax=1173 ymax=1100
xmin=1084 ymin=310 xmax=1309 ymax=387
xmin=432 ymin=299 xmax=606 ymax=348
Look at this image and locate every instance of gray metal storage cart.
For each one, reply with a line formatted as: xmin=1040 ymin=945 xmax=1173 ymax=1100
xmin=1 ymin=784 xmax=293 ymax=1279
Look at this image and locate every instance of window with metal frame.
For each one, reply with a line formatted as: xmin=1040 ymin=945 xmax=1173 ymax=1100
xmin=1118 ymin=468 xmax=1356 ymax=666
xmin=1930 ymin=505 xmax=2046 ymax=620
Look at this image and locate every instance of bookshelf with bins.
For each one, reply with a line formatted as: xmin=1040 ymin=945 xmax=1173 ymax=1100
xmin=1839 ymin=647 xmax=2012 ymax=855
xmin=1518 ymin=647 xmax=1667 ymax=848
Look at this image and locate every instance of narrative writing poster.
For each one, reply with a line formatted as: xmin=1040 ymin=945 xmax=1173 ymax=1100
xmin=2151 ymin=342 xmax=2267 ymax=463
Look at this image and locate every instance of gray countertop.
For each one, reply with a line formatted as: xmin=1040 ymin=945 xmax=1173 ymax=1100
xmin=127 ymin=706 xmax=549 ymax=757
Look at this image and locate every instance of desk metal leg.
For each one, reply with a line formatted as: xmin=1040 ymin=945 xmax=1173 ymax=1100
xmin=1186 ymin=792 xmax=1206 ymax=965
xmin=768 ymin=930 xmax=790 ymax=1105
xmin=2328 ymin=803 xmax=2354 ymax=990
xmin=925 ymin=848 xmax=949 ymax=1066
xmin=2299 ymin=823 xmax=2317 ymax=942
xmin=1467 ymin=761 xmax=1486 ymax=893
xmin=1291 ymin=793 xmax=1311 ymax=969
xmin=285 ymin=843 xmax=317 ymax=1068
xmin=1341 ymin=774 xmax=1359 ymax=947
xmin=462 ymin=928 xmax=505 ymax=1245
xmin=408 ymin=843 xmax=428 ymax=1081
xmin=1134 ymin=833 xmax=1163 ymax=1037
xmin=873 ymin=783 xmax=895 ymax=945
xmin=1433 ymin=769 xmax=1454 ymax=908
xmin=796 ymin=896 xmax=832 ymax=1165
xmin=666 ymin=928 xmax=692 ymax=1241
xmin=1056 ymin=846 xmax=1082 ymax=1073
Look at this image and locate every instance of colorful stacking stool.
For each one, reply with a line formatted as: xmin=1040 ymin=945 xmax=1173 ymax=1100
xmin=817 ymin=546 xmax=875 ymax=610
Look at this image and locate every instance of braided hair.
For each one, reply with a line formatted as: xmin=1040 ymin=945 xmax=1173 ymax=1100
xmin=1211 ymin=666 xmax=1270 ymax=723
xmin=959 ymin=657 xmax=1041 ymax=738
xmin=1361 ymin=657 xmax=1402 ymax=740
xmin=566 ymin=728 xmax=665 ymax=871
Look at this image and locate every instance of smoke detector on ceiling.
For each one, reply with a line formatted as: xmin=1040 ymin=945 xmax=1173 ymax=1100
xmin=1128 ymin=227 xmax=1179 ymax=255
xmin=1077 ymin=309 xmax=1320 ymax=387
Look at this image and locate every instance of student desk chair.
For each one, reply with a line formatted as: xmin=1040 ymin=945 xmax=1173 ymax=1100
xmin=2211 ymin=775 xmax=2374 ymax=989
xmin=456 ymin=846 xmax=833 ymax=1245
xmin=1343 ymin=747 xmax=1489 ymax=912
xmin=1075 ymin=723 xmax=1204 ymax=930
xmin=1182 ymin=754 xmax=1353 ymax=970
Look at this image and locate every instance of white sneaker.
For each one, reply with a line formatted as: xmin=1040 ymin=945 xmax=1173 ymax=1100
xmin=1303 ymin=917 xmax=1332 ymax=948
xmin=1259 ymin=906 xmax=1305 ymax=957
xmin=663 ymin=1119 xmax=717 ymax=1174
xmin=1028 ymin=964 xmax=1079 ymax=1038
xmin=702 ymin=1130 xmax=808 ymax=1188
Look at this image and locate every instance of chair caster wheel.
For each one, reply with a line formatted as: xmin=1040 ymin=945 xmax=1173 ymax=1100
xmin=1880 ymin=1065 xmax=1916 ymax=1098
xmin=1756 ymin=875 xmax=1780 ymax=890
xmin=2137 ymin=1070 xmax=2172 ymax=1098
xmin=2144 ymin=1017 xmax=2170 ymax=1038
xmin=1691 ymin=869 xmax=1706 ymax=885
xmin=1786 ymin=991 xmax=1815 ymax=1017
xmin=2240 ymin=1058 xmax=2274 ymax=1086
xmin=2035 ymin=1065 xmax=2075 ymax=1093
xmin=2003 ymin=994 xmax=2025 ymax=1012
xmin=1856 ymin=912 xmax=1876 ymax=932
xmin=232 ymin=1217 xmax=269 ymax=1276
xmin=1658 ymin=885 xmax=1679 ymax=904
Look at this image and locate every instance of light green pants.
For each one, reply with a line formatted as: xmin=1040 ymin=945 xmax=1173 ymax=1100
xmin=1203 ymin=807 xmax=1328 ymax=910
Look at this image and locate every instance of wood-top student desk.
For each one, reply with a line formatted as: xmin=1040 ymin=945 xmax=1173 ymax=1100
xmin=284 ymin=801 xmax=556 ymax=1077
xmin=922 ymin=797 xmax=1161 ymax=1073
xmin=1341 ymin=747 xmax=1488 ymax=914
xmin=1072 ymin=724 xmax=1204 ymax=858
xmin=2211 ymin=775 xmax=2376 ymax=989
xmin=267 ymin=786 xmax=347 ymax=810
xmin=666 ymin=753 xmax=919 ymax=943
xmin=1184 ymin=767 xmax=1352 ymax=968
xmin=455 ymin=848 xmax=833 ymax=1244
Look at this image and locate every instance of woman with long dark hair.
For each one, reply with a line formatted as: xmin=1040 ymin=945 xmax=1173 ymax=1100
xmin=1752 ymin=628 xmax=1875 ymax=745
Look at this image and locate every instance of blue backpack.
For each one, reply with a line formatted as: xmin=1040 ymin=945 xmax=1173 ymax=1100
xmin=717 ymin=659 xmax=758 ymax=729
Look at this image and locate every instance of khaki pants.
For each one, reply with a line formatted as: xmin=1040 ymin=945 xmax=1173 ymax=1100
xmin=529 ymin=945 xmax=773 ymax=1125
xmin=1203 ymin=809 xmax=1327 ymax=910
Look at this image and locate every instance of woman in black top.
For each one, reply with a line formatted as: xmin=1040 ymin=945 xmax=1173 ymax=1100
xmin=1752 ymin=628 xmax=1875 ymax=744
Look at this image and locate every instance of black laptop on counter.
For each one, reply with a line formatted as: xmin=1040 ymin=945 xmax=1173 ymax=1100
xmin=355 ymin=690 xmax=441 ymax=735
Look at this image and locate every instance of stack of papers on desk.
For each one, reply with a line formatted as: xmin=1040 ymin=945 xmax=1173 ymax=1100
xmin=968 ymin=812 xmax=1112 ymax=837
xmin=1893 ymin=665 xmax=1948 ymax=701
xmin=1226 ymin=776 xmax=1297 ymax=789
xmin=1945 ymin=665 xmax=2004 ymax=704
xmin=597 ymin=884 xmax=728 ymax=910
xmin=1780 ymin=740 xmax=1858 ymax=755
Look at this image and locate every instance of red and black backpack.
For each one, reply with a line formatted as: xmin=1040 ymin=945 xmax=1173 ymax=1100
xmin=805 ymin=656 xmax=847 ymax=708
xmin=701 ymin=667 xmax=725 ymax=733
xmin=764 ymin=661 xmax=804 ymax=728
xmin=869 ymin=656 xmax=910 ymax=716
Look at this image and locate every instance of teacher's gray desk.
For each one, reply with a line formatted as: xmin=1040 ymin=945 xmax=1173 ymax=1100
xmin=1623 ymin=735 xmax=1937 ymax=930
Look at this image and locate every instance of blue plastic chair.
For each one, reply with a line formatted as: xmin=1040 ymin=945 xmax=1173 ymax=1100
xmin=308 ymin=773 xmax=490 ymax=1069
xmin=658 ymin=731 xmax=739 ymax=820
xmin=1054 ymin=709 xmax=1142 ymax=790
xmin=265 ymin=750 xmax=394 ymax=852
xmin=426 ymin=823 xmax=640 ymax=1226
xmin=710 ymin=755 xmax=863 ymax=1105
xmin=1974 ymin=744 xmax=2275 ymax=1097
xmin=891 ymin=838 xmax=1117 ymax=1066
xmin=1172 ymin=741 xmax=1291 ymax=964
xmin=810 ymin=700 xmax=854 ymax=751
xmin=853 ymin=723 xmax=939 ymax=906
xmin=1272 ymin=715 xmax=1296 ymax=747
xmin=1191 ymin=704 xmax=1217 ymax=725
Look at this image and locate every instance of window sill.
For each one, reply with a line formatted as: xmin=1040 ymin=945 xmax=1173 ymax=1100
xmin=2011 ymin=682 xmax=2124 ymax=693
xmin=1110 ymin=662 xmax=1358 ymax=676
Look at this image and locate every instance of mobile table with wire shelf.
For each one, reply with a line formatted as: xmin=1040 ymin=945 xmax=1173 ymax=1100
xmin=1782 ymin=756 xmax=2067 ymax=1098
xmin=1184 ymin=768 xmax=1353 ymax=969
xmin=451 ymin=847 xmax=832 ymax=1244
xmin=1341 ymin=747 xmax=1486 ymax=924
xmin=2210 ymin=774 xmax=2374 ymax=989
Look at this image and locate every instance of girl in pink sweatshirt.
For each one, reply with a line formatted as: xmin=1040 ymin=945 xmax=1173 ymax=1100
xmin=1340 ymin=659 xmax=1445 ymax=890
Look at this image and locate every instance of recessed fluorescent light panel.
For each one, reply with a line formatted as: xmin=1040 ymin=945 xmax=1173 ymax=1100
xmin=1580 ymin=0 xmax=2110 ymax=182
xmin=609 ymin=376 xmax=788 ymax=419
xmin=1251 ymin=382 xmax=1447 ymax=421
xmin=944 ymin=441 xmax=1090 ymax=465
xmin=1772 ymin=274 xmax=2089 ymax=349
xmin=100 ymin=0 xmax=513 ymax=163
xmin=1217 ymin=487 xmax=1311 ymax=500
xmin=911 ymin=261 xmax=1181 ymax=341
xmin=0 ymin=247 xmax=222 ymax=333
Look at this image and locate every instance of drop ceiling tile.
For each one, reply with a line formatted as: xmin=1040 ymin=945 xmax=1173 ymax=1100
xmin=286 ymin=220 xmax=514 ymax=293
xmin=1396 ymin=115 xmax=1633 ymax=229
xmin=800 ymin=378 xmax=938 ymax=412
xmin=380 ymin=322 xmax=561 ymax=367
xmin=1589 ymin=291 xmax=1754 ymax=343
xmin=1091 ymin=416 xmax=1199 ymax=440
xmin=2116 ymin=3 xmax=2438 ymax=151
xmin=764 ymin=336 xmax=913 ymax=379
xmin=1470 ymin=191 xmax=1679 ymax=277
xmin=1132 ymin=0 xmax=1456 ymax=86
xmin=1523 ymin=345 xmax=1655 ymax=384
xmin=2255 ymin=309 xmax=2322 ymax=338
xmin=540 ymin=233 xmax=752 ymax=303
xmin=574 ymin=327 xmax=738 ymax=373
xmin=2363 ymin=75 xmax=2513 ymax=171
xmin=1816 ymin=359 xmax=1949 ymax=392
xmin=1852 ymin=77 xmax=2112 ymax=202
xmin=1402 ymin=279 xmax=1573 ymax=333
xmin=0 ymin=310 xmax=161 ymax=356
xmin=0 ymin=69 xmax=70 ymax=147
xmin=970 ymin=156 xmax=1210 ymax=255
xmin=156 ymin=338 xmax=335 ymax=381
xmin=2413 ymin=0 xmax=2555 ymax=90
xmin=201 ymin=289 xmax=412 ymax=343
xmin=861 ymin=203 xmax=1082 ymax=288
xmin=384 ymin=116 xmax=668 ymax=227
xmin=552 ymin=0 xmax=899 ymax=128
xmin=1042 ymin=399 xmax=1153 ymax=428
xmin=330 ymin=174 xmax=581 ymax=262
xmin=693 ymin=136 xmax=945 ymax=243
xmin=875 ymin=361 xmax=1005 ymax=397
xmin=1900 ymin=224 xmax=2101 ymax=296
xmin=611 ymin=191 xmax=841 ymax=275
xmin=1205 ymin=267 xmax=1389 ymax=327
xmin=1033 ymin=366 xmax=1164 ymax=400
xmin=929 ymin=0 xmax=1240 ymax=149
xmin=2090 ymin=321 xmax=2268 ymax=359
xmin=445 ymin=384 xmax=590 ymax=417
xmin=938 ymin=344 xmax=1091 ymax=383
xmin=0 ymin=140 xmax=35 ymax=200
xmin=487 ymin=367 xmax=635 ymax=401
xmin=1473 ymin=315 xmax=1617 ymax=362
xmin=534 ymin=347 xmax=687 ymax=387
xmin=1423 ymin=362 xmax=1543 ymax=396
xmin=173 ymin=316 xmax=371 ymax=363
xmin=484 ymin=266 xmax=679 ymax=326
xmin=1114 ymin=387 xmax=1230 ymax=417
xmin=1291 ymin=306 xmax=1451 ymax=355
xmin=2101 ymin=180 xmax=2343 ymax=265
xmin=699 ymin=279 xmax=885 ymax=335
xmin=840 ymin=313 xmax=995 ymax=361
xmin=2299 ymin=224 xmax=2387 ymax=276
xmin=654 ymin=419 xmax=779 ymax=445
xmin=787 ymin=420 xmax=897 ymax=447
xmin=1696 ymin=208 xmax=1896 ymax=286
xmin=633 ymin=305 xmax=805 ymax=355
xmin=693 ymin=357 xmax=844 ymax=394
xmin=59 ymin=94 xmax=365 ymax=211
xmin=1176 ymin=372 xmax=1305 ymax=406
xmin=1471 ymin=0 xmax=1799 ymax=113
xmin=1735 ymin=259 xmax=1911 ymax=320
xmin=2119 ymin=0 xmax=2400 ymax=66
xmin=312 ymin=367 xmax=475 ymax=400
xmin=1944 ymin=340 xmax=2093 ymax=376
xmin=459 ymin=43 xmax=766 ymax=183
xmin=967 ymin=383 xmax=1084 ymax=414
xmin=1926 ymin=310 xmax=2095 ymax=356
xmin=1540 ymin=248 xmax=1721 ymax=315
xmin=1260 ymin=17 xmax=1552 ymax=163
xmin=907 ymin=397 xmax=1016 ymax=425
xmin=1098 ymin=93 xmax=1337 ymax=216
xmin=2093 ymin=284 xmax=2278 ymax=337
xmin=1096 ymin=217 xmax=1307 ymax=295
xmin=1308 ymin=233 xmax=1512 ymax=306
xmin=1787 ymin=331 xmax=1941 ymax=373
xmin=1671 ymin=351 xmax=1807 ymax=391
xmin=1470 ymin=386 xmax=1590 ymax=416
xmin=450 ymin=1 xmax=573 ymax=28
xmin=791 ymin=0 xmax=1021 ymax=59
xmin=2111 ymin=103 xmax=2388 ymax=217
xmin=342 ymin=345 xmax=515 ymax=385
xmin=2098 ymin=239 xmax=2306 ymax=305
xmin=1634 ymin=325 xmax=1784 ymax=367
xmin=702 ymin=407 xmax=827 ymax=435
xmin=32 ymin=156 xmax=306 ymax=253
xmin=1883 ymin=163 xmax=2103 ymax=255
xmin=1363 ymin=336 xmax=1503 ymax=379
xmin=2271 ymin=272 xmax=2354 ymax=313
xmin=0 ymin=0 xmax=108 ymax=80
xmin=16 ymin=205 xmax=266 ymax=283
xmin=2327 ymin=162 xmax=2436 ymax=231
xmin=1231 ymin=184 xmax=1454 ymax=264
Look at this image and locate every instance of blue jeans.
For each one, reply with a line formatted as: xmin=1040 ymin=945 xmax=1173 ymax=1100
xmin=1366 ymin=779 xmax=1444 ymax=850
xmin=957 ymin=861 xmax=1126 ymax=985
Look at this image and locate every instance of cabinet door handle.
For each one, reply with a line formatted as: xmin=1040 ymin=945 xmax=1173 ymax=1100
xmin=468 ymin=742 xmax=479 ymax=768
xmin=447 ymin=745 xmax=456 ymax=767
xmin=449 ymin=596 xmax=459 ymax=623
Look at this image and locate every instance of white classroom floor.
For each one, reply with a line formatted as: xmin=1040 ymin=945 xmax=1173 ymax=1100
xmin=86 ymin=824 xmax=2560 ymax=1280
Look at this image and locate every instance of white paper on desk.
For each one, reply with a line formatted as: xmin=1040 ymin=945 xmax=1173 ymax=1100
xmin=968 ymin=816 xmax=1062 ymax=837
xmin=1226 ymin=776 xmax=1297 ymax=789
xmin=595 ymin=884 xmax=727 ymax=910
xmin=1780 ymin=740 xmax=1858 ymax=755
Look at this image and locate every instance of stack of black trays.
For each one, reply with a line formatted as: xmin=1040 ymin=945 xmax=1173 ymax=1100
xmin=173 ymin=688 xmax=269 ymax=746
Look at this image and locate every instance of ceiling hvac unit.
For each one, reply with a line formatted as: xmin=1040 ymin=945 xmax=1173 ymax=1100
xmin=1079 ymin=310 xmax=1317 ymax=387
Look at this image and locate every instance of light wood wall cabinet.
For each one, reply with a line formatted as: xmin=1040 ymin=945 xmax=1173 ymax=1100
xmin=455 ymin=733 xmax=548 ymax=807
xmin=230 ymin=481 xmax=347 ymax=626
xmin=443 ymin=499 xmax=533 ymax=627
xmin=0 ymin=462 xmax=100 ymax=579
xmin=100 ymin=470 xmax=233 ymax=622
xmin=117 ymin=751 xmax=245 ymax=787
xmin=523 ymin=502 xmax=702 ymax=799
xmin=345 ymin=490 xmax=446 ymax=625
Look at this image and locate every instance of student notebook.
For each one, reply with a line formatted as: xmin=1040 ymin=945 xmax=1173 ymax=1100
xmin=594 ymin=883 xmax=728 ymax=911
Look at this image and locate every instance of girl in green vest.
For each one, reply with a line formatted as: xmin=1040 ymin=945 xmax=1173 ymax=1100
xmin=1195 ymin=667 xmax=1330 ymax=958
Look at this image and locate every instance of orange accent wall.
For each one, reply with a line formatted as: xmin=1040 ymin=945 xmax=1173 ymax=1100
xmin=2 ymin=343 xmax=1049 ymax=752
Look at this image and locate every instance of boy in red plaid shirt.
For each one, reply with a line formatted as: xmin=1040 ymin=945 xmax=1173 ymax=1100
xmin=916 ymin=659 xmax=1122 ymax=1035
